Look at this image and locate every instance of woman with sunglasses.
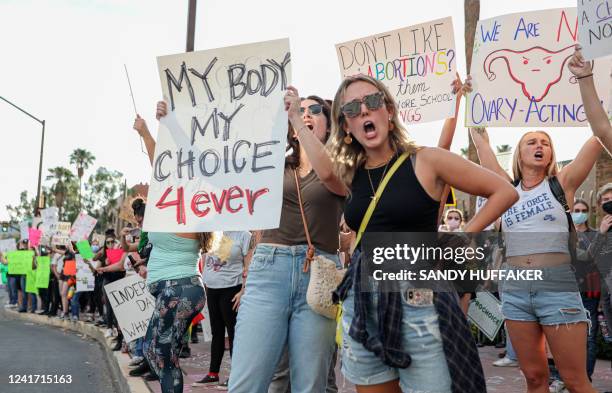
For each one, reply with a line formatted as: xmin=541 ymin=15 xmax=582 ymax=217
xmin=470 ymin=123 xmax=602 ymax=392
xmin=285 ymin=75 xmax=518 ymax=393
xmin=227 ymin=96 xmax=345 ymax=393
xmin=134 ymin=108 xmax=214 ymax=393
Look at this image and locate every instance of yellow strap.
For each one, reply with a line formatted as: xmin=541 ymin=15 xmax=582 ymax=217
xmin=350 ymin=152 xmax=409 ymax=254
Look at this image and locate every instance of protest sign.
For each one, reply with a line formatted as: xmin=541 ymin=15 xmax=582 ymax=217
xmin=50 ymin=222 xmax=72 ymax=246
xmin=7 ymin=250 xmax=33 ymax=275
xmin=63 ymin=259 xmax=76 ymax=276
xmin=1 ymin=263 xmax=7 ymax=285
xmin=106 ymin=249 xmax=124 ymax=265
xmin=25 ymin=269 xmax=38 ymax=295
xmin=76 ymin=255 xmax=95 ymax=292
xmin=28 ymin=228 xmax=42 ymax=247
xmin=92 ymin=233 xmax=106 ymax=246
xmin=70 ymin=212 xmax=97 ymax=241
xmin=104 ymin=275 xmax=155 ymax=343
xmin=143 ymin=38 xmax=291 ymax=233
xmin=336 ymin=17 xmax=457 ymax=124
xmin=76 ymin=240 xmax=95 ymax=260
xmin=578 ymin=0 xmax=612 ymax=59
xmin=466 ymin=8 xmax=611 ymax=127
xmin=19 ymin=221 xmax=29 ymax=241
xmin=0 ymin=238 xmax=17 ymax=254
xmin=467 ymin=291 xmax=504 ymax=341
xmin=36 ymin=256 xmax=51 ymax=289
xmin=40 ymin=207 xmax=59 ymax=243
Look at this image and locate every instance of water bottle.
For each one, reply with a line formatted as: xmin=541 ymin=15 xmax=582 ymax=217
xmin=600 ymin=313 xmax=612 ymax=343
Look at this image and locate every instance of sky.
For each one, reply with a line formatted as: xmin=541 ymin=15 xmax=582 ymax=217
xmin=0 ymin=0 xmax=606 ymax=221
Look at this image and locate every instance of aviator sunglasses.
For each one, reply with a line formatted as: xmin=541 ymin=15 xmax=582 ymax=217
xmin=299 ymin=104 xmax=323 ymax=116
xmin=341 ymin=92 xmax=385 ymax=118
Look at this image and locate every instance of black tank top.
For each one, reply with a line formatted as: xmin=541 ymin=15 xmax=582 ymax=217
xmin=344 ymin=153 xmax=439 ymax=233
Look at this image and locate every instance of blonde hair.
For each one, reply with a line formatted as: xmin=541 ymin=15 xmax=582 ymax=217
xmin=445 ymin=208 xmax=464 ymax=223
xmin=511 ymin=130 xmax=558 ymax=182
xmin=327 ymin=75 xmax=420 ymax=188
xmin=597 ymin=183 xmax=612 ymax=202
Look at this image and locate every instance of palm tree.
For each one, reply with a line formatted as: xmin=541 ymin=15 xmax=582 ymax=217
xmin=496 ymin=145 xmax=512 ymax=154
xmin=465 ymin=0 xmax=480 ymax=219
xmin=69 ymin=148 xmax=95 ymax=211
xmin=46 ymin=167 xmax=75 ymax=220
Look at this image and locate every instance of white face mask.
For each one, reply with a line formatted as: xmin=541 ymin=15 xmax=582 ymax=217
xmin=446 ymin=217 xmax=461 ymax=230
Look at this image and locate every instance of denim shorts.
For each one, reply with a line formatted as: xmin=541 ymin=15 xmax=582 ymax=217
xmin=501 ymin=264 xmax=588 ymax=326
xmin=340 ymin=288 xmax=451 ymax=393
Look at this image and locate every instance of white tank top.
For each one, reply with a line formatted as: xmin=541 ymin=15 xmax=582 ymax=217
xmin=501 ymin=179 xmax=569 ymax=257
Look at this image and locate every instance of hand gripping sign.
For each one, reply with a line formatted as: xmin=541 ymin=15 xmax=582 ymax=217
xmin=466 ymin=7 xmax=611 ymax=127
xmin=143 ymin=39 xmax=291 ymax=232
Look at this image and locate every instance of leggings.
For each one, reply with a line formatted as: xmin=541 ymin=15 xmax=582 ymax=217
xmin=144 ymin=276 xmax=205 ymax=393
xmin=206 ymin=284 xmax=241 ymax=373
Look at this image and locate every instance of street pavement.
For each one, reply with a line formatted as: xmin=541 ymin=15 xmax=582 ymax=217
xmin=0 ymin=292 xmax=117 ymax=393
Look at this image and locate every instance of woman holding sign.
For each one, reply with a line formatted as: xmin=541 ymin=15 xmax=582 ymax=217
xmin=283 ymin=75 xmax=517 ymax=393
xmin=134 ymin=113 xmax=213 ymax=393
xmin=470 ymin=123 xmax=602 ymax=391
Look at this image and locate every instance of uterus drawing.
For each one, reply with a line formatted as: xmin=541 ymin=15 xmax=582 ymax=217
xmin=482 ymin=45 xmax=575 ymax=102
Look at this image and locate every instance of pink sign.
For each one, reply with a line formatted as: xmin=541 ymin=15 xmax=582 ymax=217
xmin=28 ymin=228 xmax=42 ymax=247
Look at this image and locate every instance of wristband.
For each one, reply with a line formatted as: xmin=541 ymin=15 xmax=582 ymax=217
xmin=576 ymin=73 xmax=593 ymax=80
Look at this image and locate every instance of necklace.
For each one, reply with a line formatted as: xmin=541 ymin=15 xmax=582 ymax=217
xmin=366 ymin=160 xmax=391 ymax=202
xmin=521 ymin=178 xmax=545 ymax=191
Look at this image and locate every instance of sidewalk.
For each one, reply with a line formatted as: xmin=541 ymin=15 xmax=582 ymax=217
xmin=146 ymin=334 xmax=612 ymax=393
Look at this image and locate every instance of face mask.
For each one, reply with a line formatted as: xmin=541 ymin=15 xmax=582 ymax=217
xmin=603 ymin=201 xmax=612 ymax=215
xmin=571 ymin=212 xmax=588 ymax=225
xmin=91 ymin=245 xmax=100 ymax=253
xmin=446 ymin=218 xmax=461 ymax=230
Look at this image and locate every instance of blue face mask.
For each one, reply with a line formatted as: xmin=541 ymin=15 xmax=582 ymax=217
xmin=91 ymin=245 xmax=100 ymax=253
xmin=571 ymin=212 xmax=588 ymax=225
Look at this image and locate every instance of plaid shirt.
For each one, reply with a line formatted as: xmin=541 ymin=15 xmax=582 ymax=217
xmin=334 ymin=250 xmax=486 ymax=393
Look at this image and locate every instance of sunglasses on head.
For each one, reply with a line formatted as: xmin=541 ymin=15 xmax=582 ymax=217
xmin=299 ymin=104 xmax=323 ymax=116
xmin=341 ymin=92 xmax=385 ymax=118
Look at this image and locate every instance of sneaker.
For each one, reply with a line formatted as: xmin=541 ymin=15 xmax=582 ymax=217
xmin=549 ymin=380 xmax=568 ymax=393
xmin=492 ymin=357 xmax=519 ymax=367
xmin=71 ymin=315 xmax=78 ymax=322
xmin=192 ymin=375 xmax=220 ymax=386
xmin=179 ymin=346 xmax=191 ymax=358
xmin=129 ymin=361 xmax=150 ymax=377
xmin=143 ymin=373 xmax=159 ymax=381
xmin=129 ymin=356 xmax=144 ymax=367
xmin=111 ymin=339 xmax=123 ymax=352
xmin=104 ymin=329 xmax=114 ymax=338
xmin=217 ymin=380 xmax=229 ymax=390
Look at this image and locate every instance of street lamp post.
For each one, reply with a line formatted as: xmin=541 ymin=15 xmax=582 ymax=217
xmin=0 ymin=96 xmax=46 ymax=210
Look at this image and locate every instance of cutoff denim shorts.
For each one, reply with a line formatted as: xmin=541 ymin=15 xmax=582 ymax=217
xmin=340 ymin=288 xmax=452 ymax=393
xmin=501 ymin=264 xmax=589 ymax=326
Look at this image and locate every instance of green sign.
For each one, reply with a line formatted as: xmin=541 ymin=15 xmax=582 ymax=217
xmin=26 ymin=269 xmax=38 ymax=295
xmin=36 ymin=256 xmax=51 ymax=289
xmin=0 ymin=263 xmax=7 ymax=284
xmin=76 ymin=240 xmax=94 ymax=260
xmin=7 ymin=251 xmax=34 ymax=275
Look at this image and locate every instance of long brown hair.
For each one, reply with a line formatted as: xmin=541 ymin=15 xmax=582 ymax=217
xmin=327 ymin=75 xmax=419 ymax=188
xmin=197 ymin=233 xmax=213 ymax=253
xmin=285 ymin=95 xmax=332 ymax=169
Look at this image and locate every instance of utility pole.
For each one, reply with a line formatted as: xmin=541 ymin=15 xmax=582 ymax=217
xmin=0 ymin=96 xmax=46 ymax=211
xmin=186 ymin=0 xmax=197 ymax=52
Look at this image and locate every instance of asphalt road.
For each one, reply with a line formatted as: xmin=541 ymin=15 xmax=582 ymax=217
xmin=0 ymin=290 xmax=118 ymax=393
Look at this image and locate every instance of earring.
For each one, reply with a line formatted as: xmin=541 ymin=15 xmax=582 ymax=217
xmin=344 ymin=132 xmax=353 ymax=144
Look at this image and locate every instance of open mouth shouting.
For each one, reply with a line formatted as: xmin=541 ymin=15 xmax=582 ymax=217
xmin=534 ymin=151 xmax=544 ymax=160
xmin=363 ymin=121 xmax=377 ymax=140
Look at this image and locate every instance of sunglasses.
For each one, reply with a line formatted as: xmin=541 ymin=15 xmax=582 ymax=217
xmin=299 ymin=104 xmax=323 ymax=116
xmin=341 ymin=92 xmax=385 ymax=118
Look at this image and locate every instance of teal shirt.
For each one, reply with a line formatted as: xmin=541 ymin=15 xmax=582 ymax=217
xmin=147 ymin=233 xmax=200 ymax=285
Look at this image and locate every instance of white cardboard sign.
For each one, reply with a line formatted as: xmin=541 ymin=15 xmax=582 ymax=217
xmin=467 ymin=291 xmax=505 ymax=341
xmin=578 ymin=0 xmax=612 ymax=60
xmin=76 ymin=255 xmax=95 ymax=292
xmin=70 ymin=212 xmax=97 ymax=241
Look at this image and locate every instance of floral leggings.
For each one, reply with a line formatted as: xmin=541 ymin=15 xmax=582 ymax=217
xmin=144 ymin=276 xmax=206 ymax=393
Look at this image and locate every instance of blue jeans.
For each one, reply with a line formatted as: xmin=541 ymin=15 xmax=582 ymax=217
xmin=19 ymin=275 xmax=37 ymax=312
xmin=134 ymin=338 xmax=144 ymax=357
xmin=582 ymin=296 xmax=599 ymax=379
xmin=229 ymin=244 xmax=340 ymax=393
xmin=7 ymin=275 xmax=18 ymax=305
xmin=70 ymin=291 xmax=81 ymax=318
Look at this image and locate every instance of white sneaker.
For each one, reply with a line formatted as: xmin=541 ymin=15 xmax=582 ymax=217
xmin=128 ymin=356 xmax=144 ymax=367
xmin=549 ymin=380 xmax=568 ymax=393
xmin=71 ymin=315 xmax=78 ymax=322
xmin=104 ymin=329 xmax=113 ymax=338
xmin=492 ymin=357 xmax=519 ymax=367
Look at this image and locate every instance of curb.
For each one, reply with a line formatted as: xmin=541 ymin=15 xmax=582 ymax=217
xmin=4 ymin=309 xmax=150 ymax=393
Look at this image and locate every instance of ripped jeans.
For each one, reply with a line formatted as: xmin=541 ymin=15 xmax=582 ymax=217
xmin=501 ymin=265 xmax=589 ymax=326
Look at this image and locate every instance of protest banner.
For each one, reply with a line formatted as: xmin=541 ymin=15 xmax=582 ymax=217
xmin=578 ymin=0 xmax=612 ymax=59
xmin=76 ymin=255 xmax=95 ymax=292
xmin=106 ymin=249 xmax=124 ymax=265
xmin=50 ymin=222 xmax=72 ymax=246
xmin=466 ymin=8 xmax=611 ymax=127
xmin=104 ymin=275 xmax=155 ymax=343
xmin=40 ymin=207 xmax=59 ymax=244
xmin=467 ymin=291 xmax=504 ymax=341
xmin=28 ymin=228 xmax=42 ymax=247
xmin=0 ymin=238 xmax=17 ymax=254
xmin=70 ymin=212 xmax=97 ymax=241
xmin=336 ymin=17 xmax=457 ymax=124
xmin=19 ymin=221 xmax=29 ymax=241
xmin=63 ymin=259 xmax=76 ymax=276
xmin=25 ymin=269 xmax=38 ymax=295
xmin=143 ymin=38 xmax=291 ymax=233
xmin=36 ymin=256 xmax=51 ymax=289
xmin=76 ymin=240 xmax=95 ymax=260
xmin=7 ymin=250 xmax=33 ymax=275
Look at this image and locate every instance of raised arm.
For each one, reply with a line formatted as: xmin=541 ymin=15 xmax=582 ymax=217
xmin=133 ymin=114 xmax=156 ymax=166
xmin=469 ymin=127 xmax=512 ymax=183
xmin=438 ymin=74 xmax=469 ymax=150
xmin=568 ymin=46 xmax=612 ymax=154
xmin=284 ymin=86 xmax=347 ymax=196
xmin=557 ymin=136 xmax=603 ymax=195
